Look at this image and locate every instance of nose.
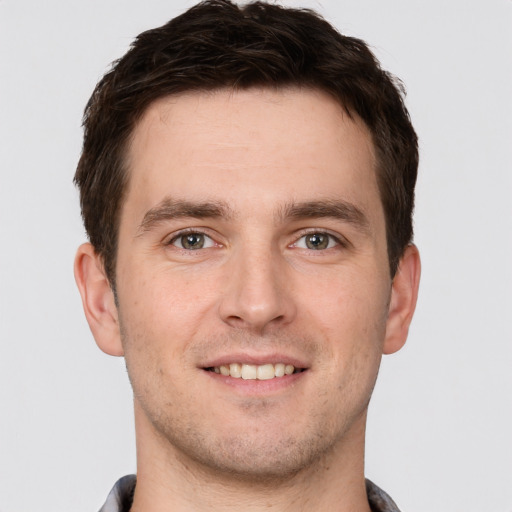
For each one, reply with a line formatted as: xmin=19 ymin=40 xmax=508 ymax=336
xmin=218 ymin=244 xmax=297 ymax=333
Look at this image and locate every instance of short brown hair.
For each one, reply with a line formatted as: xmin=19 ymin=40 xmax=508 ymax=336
xmin=75 ymin=0 xmax=418 ymax=285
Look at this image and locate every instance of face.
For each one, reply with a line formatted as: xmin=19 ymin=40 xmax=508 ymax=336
xmin=112 ymin=88 xmax=395 ymax=479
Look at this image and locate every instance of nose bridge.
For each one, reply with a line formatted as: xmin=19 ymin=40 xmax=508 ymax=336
xmin=219 ymin=237 xmax=295 ymax=331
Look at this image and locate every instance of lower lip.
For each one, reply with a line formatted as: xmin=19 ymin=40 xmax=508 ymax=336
xmin=203 ymin=369 xmax=307 ymax=395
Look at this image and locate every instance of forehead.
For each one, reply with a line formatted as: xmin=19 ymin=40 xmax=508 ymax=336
xmin=123 ymin=87 xmax=380 ymax=223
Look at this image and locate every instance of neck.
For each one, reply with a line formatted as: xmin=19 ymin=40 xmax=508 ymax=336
xmin=130 ymin=402 xmax=371 ymax=512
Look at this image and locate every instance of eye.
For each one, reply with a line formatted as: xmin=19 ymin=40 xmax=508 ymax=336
xmin=170 ymin=232 xmax=215 ymax=250
xmin=294 ymin=232 xmax=339 ymax=250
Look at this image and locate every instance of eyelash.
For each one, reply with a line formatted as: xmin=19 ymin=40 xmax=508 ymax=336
xmin=166 ymin=229 xmax=218 ymax=250
xmin=165 ymin=228 xmax=347 ymax=252
xmin=291 ymin=230 xmax=347 ymax=251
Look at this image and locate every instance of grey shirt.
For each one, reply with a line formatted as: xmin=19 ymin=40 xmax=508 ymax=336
xmin=98 ymin=475 xmax=401 ymax=512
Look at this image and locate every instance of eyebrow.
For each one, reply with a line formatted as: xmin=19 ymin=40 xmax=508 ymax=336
xmin=278 ymin=199 xmax=370 ymax=233
xmin=137 ymin=197 xmax=370 ymax=236
xmin=137 ymin=197 xmax=233 ymax=235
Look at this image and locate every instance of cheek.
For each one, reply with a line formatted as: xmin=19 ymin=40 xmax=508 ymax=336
xmin=117 ymin=274 xmax=201 ymax=398
xmin=301 ymin=268 xmax=390 ymax=382
xmin=302 ymin=267 xmax=389 ymax=334
xmin=116 ymin=266 xmax=226 ymax=392
xmin=119 ymin=262 xmax=219 ymax=330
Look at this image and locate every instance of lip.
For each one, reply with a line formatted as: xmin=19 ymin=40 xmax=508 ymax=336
xmin=200 ymin=352 xmax=309 ymax=369
xmin=199 ymin=352 xmax=310 ymax=396
xmin=203 ymin=367 xmax=307 ymax=395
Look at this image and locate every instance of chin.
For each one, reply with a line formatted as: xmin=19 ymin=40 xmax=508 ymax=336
xmin=185 ymin=435 xmax=324 ymax=483
xmin=161 ymin=416 xmax=345 ymax=485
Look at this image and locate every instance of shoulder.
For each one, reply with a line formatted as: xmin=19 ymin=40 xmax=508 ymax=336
xmin=366 ymin=479 xmax=402 ymax=512
xmin=98 ymin=475 xmax=136 ymax=512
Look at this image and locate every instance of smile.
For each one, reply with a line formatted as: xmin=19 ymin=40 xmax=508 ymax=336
xmin=206 ymin=363 xmax=305 ymax=380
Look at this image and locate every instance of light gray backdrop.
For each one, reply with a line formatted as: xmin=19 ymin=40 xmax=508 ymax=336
xmin=1 ymin=1 xmax=511 ymax=511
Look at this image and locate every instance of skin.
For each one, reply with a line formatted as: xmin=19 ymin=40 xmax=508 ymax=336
xmin=75 ymin=87 xmax=420 ymax=511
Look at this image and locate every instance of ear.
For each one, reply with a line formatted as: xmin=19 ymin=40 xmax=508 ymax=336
xmin=74 ymin=243 xmax=124 ymax=356
xmin=383 ymin=244 xmax=421 ymax=355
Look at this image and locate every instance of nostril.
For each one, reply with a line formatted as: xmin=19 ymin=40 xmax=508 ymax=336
xmin=224 ymin=315 xmax=245 ymax=328
xmin=218 ymin=277 xmax=297 ymax=332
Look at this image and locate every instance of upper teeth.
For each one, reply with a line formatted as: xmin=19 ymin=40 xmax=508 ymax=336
xmin=212 ymin=363 xmax=296 ymax=380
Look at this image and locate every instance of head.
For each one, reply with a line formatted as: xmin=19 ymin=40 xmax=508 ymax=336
xmin=75 ymin=0 xmax=418 ymax=288
xmin=74 ymin=0 xmax=420 ymax=485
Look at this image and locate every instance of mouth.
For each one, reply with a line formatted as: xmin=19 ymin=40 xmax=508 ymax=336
xmin=204 ymin=363 xmax=307 ymax=380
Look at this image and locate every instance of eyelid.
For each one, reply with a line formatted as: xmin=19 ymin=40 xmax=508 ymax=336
xmin=162 ymin=227 xmax=348 ymax=249
xmin=164 ymin=228 xmax=220 ymax=247
xmin=290 ymin=229 xmax=349 ymax=249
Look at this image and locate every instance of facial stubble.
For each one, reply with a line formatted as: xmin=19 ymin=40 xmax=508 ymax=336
xmin=121 ymin=325 xmax=382 ymax=485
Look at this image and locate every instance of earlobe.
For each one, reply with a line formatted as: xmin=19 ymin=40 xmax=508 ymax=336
xmin=382 ymin=244 xmax=421 ymax=355
xmin=74 ymin=243 xmax=124 ymax=356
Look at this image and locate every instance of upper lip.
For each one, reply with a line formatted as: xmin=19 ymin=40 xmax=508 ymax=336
xmin=200 ymin=352 xmax=309 ymax=369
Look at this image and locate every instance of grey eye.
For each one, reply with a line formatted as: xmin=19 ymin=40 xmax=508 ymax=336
xmin=295 ymin=232 xmax=338 ymax=250
xmin=305 ymin=233 xmax=329 ymax=250
xmin=172 ymin=233 xmax=214 ymax=250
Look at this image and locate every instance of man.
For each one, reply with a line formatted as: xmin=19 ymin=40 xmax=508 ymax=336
xmin=74 ymin=1 xmax=420 ymax=511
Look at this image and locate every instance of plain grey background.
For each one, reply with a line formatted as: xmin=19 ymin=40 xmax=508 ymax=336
xmin=1 ymin=1 xmax=511 ymax=511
